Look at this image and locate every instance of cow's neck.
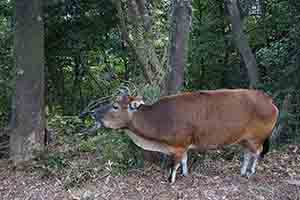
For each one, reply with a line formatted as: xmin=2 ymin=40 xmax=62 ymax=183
xmin=125 ymin=110 xmax=172 ymax=155
xmin=126 ymin=108 xmax=156 ymax=140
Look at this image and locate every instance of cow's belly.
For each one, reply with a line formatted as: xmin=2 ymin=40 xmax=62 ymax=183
xmin=125 ymin=130 xmax=172 ymax=155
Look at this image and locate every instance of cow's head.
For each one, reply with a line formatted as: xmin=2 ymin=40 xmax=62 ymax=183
xmin=95 ymin=94 xmax=145 ymax=129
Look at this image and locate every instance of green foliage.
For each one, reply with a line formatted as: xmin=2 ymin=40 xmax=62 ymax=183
xmin=44 ymin=0 xmax=121 ymax=115
xmin=29 ymin=114 xmax=145 ymax=187
xmin=257 ymin=39 xmax=290 ymax=67
xmin=78 ymin=137 xmax=97 ymax=152
xmin=93 ymin=129 xmax=144 ymax=171
xmin=47 ymin=114 xmax=144 ymax=173
xmin=140 ymin=84 xmax=161 ymax=104
xmin=47 ymin=115 xmax=85 ymax=147
xmin=48 ymin=115 xmax=83 ymax=134
xmin=187 ymin=0 xmax=246 ymax=90
xmin=45 ymin=152 xmax=68 ymax=170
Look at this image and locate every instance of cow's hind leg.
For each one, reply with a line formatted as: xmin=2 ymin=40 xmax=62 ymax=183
xmin=240 ymin=140 xmax=263 ymax=178
xmin=241 ymin=151 xmax=260 ymax=178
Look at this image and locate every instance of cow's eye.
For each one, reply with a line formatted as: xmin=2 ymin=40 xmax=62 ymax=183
xmin=112 ymin=104 xmax=119 ymax=110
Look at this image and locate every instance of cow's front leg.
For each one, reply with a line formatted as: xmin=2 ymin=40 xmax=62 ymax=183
xmin=168 ymin=160 xmax=181 ymax=184
xmin=168 ymin=150 xmax=185 ymax=183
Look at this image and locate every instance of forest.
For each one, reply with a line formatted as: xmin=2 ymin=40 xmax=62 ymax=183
xmin=0 ymin=0 xmax=300 ymax=199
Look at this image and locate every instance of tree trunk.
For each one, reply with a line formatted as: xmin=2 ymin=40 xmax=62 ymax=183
xmin=271 ymin=94 xmax=292 ymax=142
xmin=225 ymin=0 xmax=259 ymax=88
xmin=112 ymin=0 xmax=164 ymax=85
xmin=10 ymin=0 xmax=45 ymax=164
xmin=165 ymin=0 xmax=192 ymax=95
xmin=159 ymin=0 xmax=192 ymax=167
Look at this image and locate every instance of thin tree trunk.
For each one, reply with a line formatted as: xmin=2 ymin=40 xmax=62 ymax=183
xmin=272 ymin=94 xmax=292 ymax=142
xmin=159 ymin=0 xmax=192 ymax=167
xmin=10 ymin=0 xmax=45 ymax=164
xmin=225 ymin=0 xmax=259 ymax=88
xmin=165 ymin=0 xmax=192 ymax=95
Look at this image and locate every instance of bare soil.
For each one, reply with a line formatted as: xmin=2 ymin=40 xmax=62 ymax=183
xmin=0 ymin=145 xmax=299 ymax=200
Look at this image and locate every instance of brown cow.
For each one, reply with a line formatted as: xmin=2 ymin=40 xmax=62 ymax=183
xmin=93 ymin=89 xmax=279 ymax=183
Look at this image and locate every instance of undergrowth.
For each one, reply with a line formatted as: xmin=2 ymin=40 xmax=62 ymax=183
xmin=34 ymin=114 xmax=144 ymax=188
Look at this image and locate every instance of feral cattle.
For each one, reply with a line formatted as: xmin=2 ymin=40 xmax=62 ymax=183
xmin=90 ymin=89 xmax=279 ymax=183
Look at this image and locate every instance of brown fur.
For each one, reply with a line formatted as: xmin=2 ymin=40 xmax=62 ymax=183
xmin=101 ymin=89 xmax=279 ymax=177
xmin=124 ymin=90 xmax=277 ymax=152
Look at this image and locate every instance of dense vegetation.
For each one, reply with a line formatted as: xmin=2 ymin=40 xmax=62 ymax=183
xmin=0 ymin=0 xmax=300 ymax=166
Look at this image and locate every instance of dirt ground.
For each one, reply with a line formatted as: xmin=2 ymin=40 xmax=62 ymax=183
xmin=0 ymin=145 xmax=299 ymax=200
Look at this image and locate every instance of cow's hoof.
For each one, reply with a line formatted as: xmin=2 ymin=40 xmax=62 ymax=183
xmin=168 ymin=174 xmax=172 ymax=183
xmin=241 ymin=170 xmax=255 ymax=179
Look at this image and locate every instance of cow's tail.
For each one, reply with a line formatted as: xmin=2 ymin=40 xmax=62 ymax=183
xmin=260 ymin=137 xmax=270 ymax=159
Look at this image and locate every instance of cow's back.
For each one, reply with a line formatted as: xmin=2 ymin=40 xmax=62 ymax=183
xmin=153 ymin=89 xmax=261 ymax=124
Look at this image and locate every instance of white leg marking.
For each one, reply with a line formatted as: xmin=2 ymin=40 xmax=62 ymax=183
xmin=250 ymin=156 xmax=258 ymax=174
xmin=240 ymin=152 xmax=251 ymax=176
xmin=171 ymin=163 xmax=180 ymax=184
xmin=180 ymin=151 xmax=188 ymax=176
xmin=247 ymin=152 xmax=260 ymax=177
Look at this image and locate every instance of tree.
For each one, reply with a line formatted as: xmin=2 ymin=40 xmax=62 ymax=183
xmin=111 ymin=0 xmax=168 ymax=85
xmin=44 ymin=0 xmax=118 ymax=114
xmin=165 ymin=0 xmax=192 ymax=95
xmin=225 ymin=0 xmax=259 ymax=88
xmin=159 ymin=0 xmax=192 ymax=167
xmin=9 ymin=0 xmax=45 ymax=163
